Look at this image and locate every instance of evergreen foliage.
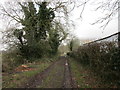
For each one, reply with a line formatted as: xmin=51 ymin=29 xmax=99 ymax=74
xmin=6 ymin=1 xmax=67 ymax=59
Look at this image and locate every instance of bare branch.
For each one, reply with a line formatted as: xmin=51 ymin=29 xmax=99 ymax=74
xmin=77 ymin=0 xmax=90 ymax=19
xmin=91 ymin=0 xmax=118 ymax=29
xmin=1 ymin=6 xmax=21 ymax=23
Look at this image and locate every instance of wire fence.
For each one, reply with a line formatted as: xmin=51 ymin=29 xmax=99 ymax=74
xmin=83 ymin=32 xmax=120 ymax=48
xmin=71 ymin=32 xmax=120 ymax=85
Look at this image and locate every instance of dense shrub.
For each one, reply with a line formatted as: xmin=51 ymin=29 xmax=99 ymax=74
xmin=2 ymin=49 xmax=24 ymax=72
xmin=70 ymin=41 xmax=120 ymax=85
xmin=19 ymin=41 xmax=51 ymax=60
xmin=67 ymin=51 xmax=77 ymax=58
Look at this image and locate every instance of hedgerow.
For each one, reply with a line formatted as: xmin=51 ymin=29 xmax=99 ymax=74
xmin=69 ymin=41 xmax=120 ymax=86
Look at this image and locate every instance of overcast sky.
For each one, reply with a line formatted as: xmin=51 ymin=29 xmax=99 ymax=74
xmin=0 ymin=0 xmax=118 ymax=50
xmin=69 ymin=0 xmax=118 ymax=40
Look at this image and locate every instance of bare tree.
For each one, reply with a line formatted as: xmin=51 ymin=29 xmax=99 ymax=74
xmin=1 ymin=0 xmax=119 ymax=48
xmin=0 ymin=0 xmax=89 ymax=46
xmin=91 ymin=0 xmax=119 ymax=29
xmin=88 ymin=0 xmax=119 ymax=47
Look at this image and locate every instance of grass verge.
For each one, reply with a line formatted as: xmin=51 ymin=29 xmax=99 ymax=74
xmin=2 ymin=59 xmax=52 ymax=88
xmin=70 ymin=58 xmax=116 ymax=88
xmin=70 ymin=59 xmax=90 ymax=88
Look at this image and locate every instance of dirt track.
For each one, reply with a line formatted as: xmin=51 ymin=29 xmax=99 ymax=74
xmin=22 ymin=56 xmax=76 ymax=88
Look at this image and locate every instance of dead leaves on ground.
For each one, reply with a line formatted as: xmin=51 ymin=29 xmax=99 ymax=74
xmin=15 ymin=65 xmax=36 ymax=72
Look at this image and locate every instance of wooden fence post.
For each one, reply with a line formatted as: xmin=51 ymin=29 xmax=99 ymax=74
xmin=118 ymin=2 xmax=120 ymax=48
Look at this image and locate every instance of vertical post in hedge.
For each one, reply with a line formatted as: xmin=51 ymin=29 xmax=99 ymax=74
xmin=118 ymin=32 xmax=120 ymax=48
xmin=118 ymin=2 xmax=120 ymax=48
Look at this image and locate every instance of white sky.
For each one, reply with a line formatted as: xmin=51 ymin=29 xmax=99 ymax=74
xmin=0 ymin=0 xmax=119 ymax=50
xmin=69 ymin=0 xmax=118 ymax=40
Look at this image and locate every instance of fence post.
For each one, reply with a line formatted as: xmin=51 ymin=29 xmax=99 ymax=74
xmin=118 ymin=2 xmax=120 ymax=48
xmin=119 ymin=32 xmax=120 ymax=48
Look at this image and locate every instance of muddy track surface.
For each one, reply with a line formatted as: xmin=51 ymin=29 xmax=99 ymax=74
xmin=22 ymin=56 xmax=76 ymax=88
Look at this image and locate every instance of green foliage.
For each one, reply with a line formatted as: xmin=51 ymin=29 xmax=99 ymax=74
xmin=3 ymin=1 xmax=68 ymax=62
xmin=19 ymin=40 xmax=51 ymax=60
xmin=49 ymin=28 xmax=60 ymax=55
xmin=69 ymin=41 xmax=120 ymax=86
xmin=14 ymin=2 xmax=56 ymax=59
xmin=49 ymin=32 xmax=60 ymax=54
xmin=49 ymin=23 xmax=68 ymax=55
xmin=68 ymin=38 xmax=80 ymax=52
xmin=69 ymin=39 xmax=74 ymax=51
xmin=36 ymin=2 xmax=55 ymax=40
xmin=2 ymin=49 xmax=24 ymax=72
